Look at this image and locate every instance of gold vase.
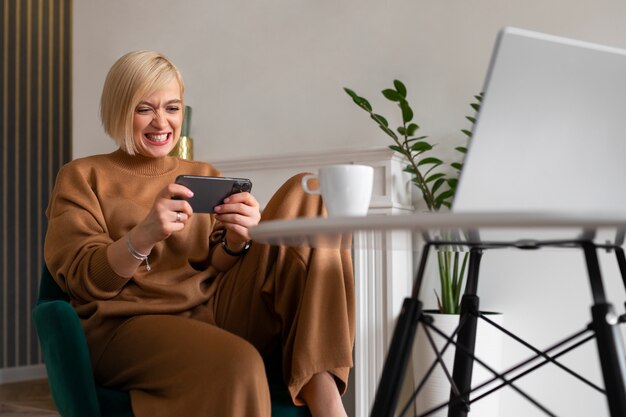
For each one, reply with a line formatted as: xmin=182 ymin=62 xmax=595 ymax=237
xmin=171 ymin=135 xmax=194 ymax=160
xmin=169 ymin=105 xmax=194 ymax=160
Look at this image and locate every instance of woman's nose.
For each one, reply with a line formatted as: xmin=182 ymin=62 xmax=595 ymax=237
xmin=152 ymin=109 xmax=167 ymax=127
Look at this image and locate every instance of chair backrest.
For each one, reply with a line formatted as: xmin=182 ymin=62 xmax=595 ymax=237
xmin=33 ymin=265 xmax=104 ymax=417
xmin=37 ymin=265 xmax=70 ymax=304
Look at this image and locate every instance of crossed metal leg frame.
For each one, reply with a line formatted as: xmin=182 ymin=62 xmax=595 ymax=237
xmin=370 ymin=238 xmax=626 ymax=417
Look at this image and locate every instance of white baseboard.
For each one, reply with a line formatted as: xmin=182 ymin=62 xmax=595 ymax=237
xmin=0 ymin=364 xmax=47 ymax=384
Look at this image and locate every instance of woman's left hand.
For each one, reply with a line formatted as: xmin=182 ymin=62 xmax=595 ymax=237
xmin=213 ymin=192 xmax=261 ymax=244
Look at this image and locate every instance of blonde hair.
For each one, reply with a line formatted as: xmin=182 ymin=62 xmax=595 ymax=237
xmin=100 ymin=51 xmax=185 ymax=155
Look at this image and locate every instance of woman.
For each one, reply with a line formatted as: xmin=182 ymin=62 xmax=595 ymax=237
xmin=44 ymin=50 xmax=354 ymax=417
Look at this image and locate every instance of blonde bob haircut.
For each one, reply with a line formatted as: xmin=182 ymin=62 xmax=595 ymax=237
xmin=100 ymin=51 xmax=185 ymax=155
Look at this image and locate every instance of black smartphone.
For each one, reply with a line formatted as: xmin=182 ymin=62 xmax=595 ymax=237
xmin=174 ymin=175 xmax=253 ymax=213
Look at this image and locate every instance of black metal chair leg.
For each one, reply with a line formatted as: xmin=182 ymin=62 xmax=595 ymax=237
xmin=583 ymin=242 xmax=626 ymax=417
xmin=370 ymin=298 xmax=423 ymax=417
xmin=370 ymin=243 xmax=432 ymax=417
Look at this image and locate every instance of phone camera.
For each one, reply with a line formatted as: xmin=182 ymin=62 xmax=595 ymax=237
xmin=232 ymin=181 xmax=251 ymax=193
xmin=235 ymin=181 xmax=251 ymax=193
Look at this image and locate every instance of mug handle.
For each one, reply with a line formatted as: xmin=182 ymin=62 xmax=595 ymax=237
xmin=301 ymin=174 xmax=321 ymax=195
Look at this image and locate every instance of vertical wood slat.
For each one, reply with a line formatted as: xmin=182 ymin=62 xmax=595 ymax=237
xmin=0 ymin=0 xmax=71 ymax=369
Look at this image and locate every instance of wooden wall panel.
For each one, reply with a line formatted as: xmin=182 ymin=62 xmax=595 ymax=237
xmin=0 ymin=0 xmax=71 ymax=369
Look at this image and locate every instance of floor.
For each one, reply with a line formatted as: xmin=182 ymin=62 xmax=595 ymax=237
xmin=0 ymin=380 xmax=58 ymax=417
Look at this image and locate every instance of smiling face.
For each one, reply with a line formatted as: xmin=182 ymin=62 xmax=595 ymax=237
xmin=132 ymin=78 xmax=183 ymax=158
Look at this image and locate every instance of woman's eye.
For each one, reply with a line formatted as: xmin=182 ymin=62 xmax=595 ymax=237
xmin=166 ymin=106 xmax=180 ymax=113
xmin=136 ymin=107 xmax=152 ymax=114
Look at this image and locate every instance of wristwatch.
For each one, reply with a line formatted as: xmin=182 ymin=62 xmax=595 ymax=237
xmin=220 ymin=230 xmax=251 ymax=256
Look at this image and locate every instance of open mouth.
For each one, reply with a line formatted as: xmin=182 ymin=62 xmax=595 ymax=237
xmin=144 ymin=132 xmax=171 ymax=145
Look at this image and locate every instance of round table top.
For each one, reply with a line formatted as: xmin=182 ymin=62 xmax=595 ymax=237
xmin=250 ymin=211 xmax=626 ymax=248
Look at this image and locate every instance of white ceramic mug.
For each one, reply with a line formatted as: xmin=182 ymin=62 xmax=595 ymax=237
xmin=301 ymin=164 xmax=374 ymax=217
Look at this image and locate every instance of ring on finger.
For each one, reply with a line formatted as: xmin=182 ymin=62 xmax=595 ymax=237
xmin=176 ymin=212 xmax=182 ymax=222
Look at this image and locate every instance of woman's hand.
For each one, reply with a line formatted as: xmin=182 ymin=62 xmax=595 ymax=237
xmin=107 ymin=183 xmax=194 ymax=278
xmin=213 ymin=192 xmax=261 ymax=246
xmin=133 ymin=183 xmax=194 ymax=251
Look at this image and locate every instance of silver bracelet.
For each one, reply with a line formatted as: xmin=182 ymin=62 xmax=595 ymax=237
xmin=126 ymin=233 xmax=151 ymax=271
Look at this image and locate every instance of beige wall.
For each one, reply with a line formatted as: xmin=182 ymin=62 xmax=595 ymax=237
xmin=73 ymin=0 xmax=626 ymax=162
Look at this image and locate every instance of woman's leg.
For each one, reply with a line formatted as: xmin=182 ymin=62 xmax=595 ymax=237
xmin=94 ymin=315 xmax=271 ymax=417
xmin=300 ymin=372 xmax=348 ymax=417
xmin=211 ymin=173 xmax=355 ymax=414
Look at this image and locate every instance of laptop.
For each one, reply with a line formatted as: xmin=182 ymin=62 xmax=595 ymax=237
xmin=453 ymin=27 xmax=626 ymax=216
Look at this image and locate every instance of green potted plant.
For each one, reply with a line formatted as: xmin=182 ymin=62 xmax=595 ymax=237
xmin=344 ymin=80 xmax=481 ymax=314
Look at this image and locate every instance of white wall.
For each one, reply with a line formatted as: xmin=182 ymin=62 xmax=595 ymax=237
xmin=74 ymin=0 xmax=626 ymax=162
xmin=74 ymin=2 xmax=626 ymax=416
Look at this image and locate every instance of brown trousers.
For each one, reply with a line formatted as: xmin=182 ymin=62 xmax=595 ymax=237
xmin=94 ymin=174 xmax=355 ymax=417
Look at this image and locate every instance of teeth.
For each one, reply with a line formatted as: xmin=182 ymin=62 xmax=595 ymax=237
xmin=147 ymin=133 xmax=168 ymax=142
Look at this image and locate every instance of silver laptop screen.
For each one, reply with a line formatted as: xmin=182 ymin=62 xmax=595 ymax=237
xmin=453 ymin=27 xmax=626 ymax=215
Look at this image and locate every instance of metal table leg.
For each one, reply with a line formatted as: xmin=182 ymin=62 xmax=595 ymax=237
xmin=448 ymin=249 xmax=483 ymax=417
xmin=583 ymin=242 xmax=626 ymax=417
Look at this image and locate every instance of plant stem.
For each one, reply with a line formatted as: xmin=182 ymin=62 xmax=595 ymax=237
xmin=399 ymin=133 xmax=436 ymax=211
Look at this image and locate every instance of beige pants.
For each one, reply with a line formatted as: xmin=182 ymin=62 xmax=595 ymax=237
xmin=94 ymin=174 xmax=355 ymax=417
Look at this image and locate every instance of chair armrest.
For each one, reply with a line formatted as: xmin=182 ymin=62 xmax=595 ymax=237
xmin=32 ymin=300 xmax=103 ymax=417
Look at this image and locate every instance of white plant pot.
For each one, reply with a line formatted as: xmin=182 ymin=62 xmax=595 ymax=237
xmin=412 ymin=311 xmax=504 ymax=417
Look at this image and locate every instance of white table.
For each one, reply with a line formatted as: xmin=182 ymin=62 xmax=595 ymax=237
xmin=251 ymin=212 xmax=626 ymax=417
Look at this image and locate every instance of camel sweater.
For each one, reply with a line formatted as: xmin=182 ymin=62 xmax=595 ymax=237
xmin=44 ymin=149 xmax=223 ymax=366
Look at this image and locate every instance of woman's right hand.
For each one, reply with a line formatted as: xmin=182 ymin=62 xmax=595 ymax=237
xmin=133 ymin=183 xmax=195 ymax=250
xmin=107 ymin=183 xmax=195 ymax=278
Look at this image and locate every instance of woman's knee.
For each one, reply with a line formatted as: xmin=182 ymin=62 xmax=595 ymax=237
xmin=210 ymin=332 xmax=267 ymax=385
xmin=96 ymin=316 xmax=267 ymax=389
xmin=262 ymin=172 xmax=325 ymax=221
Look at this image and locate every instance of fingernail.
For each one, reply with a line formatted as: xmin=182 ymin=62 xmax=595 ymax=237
xmin=223 ymin=197 xmax=229 ymax=203
xmin=214 ymin=206 xmax=221 ymax=213
xmin=188 ymin=191 xmax=194 ymax=197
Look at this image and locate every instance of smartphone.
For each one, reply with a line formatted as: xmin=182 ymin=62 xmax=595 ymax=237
xmin=174 ymin=175 xmax=253 ymax=213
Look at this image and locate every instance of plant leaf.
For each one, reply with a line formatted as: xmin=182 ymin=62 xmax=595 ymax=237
xmin=425 ymin=172 xmax=446 ymax=183
xmin=399 ymin=100 xmax=413 ymax=123
xmin=343 ymin=87 xmax=359 ymax=100
xmin=451 ymin=162 xmax=463 ymax=171
xmin=461 ymin=129 xmax=473 ymax=138
xmin=407 ymin=135 xmax=428 ymax=143
xmin=466 ymin=116 xmax=476 ymax=124
xmin=471 ymin=103 xmax=480 ymax=112
xmin=434 ymin=290 xmax=443 ymax=312
xmin=382 ymin=89 xmax=402 ymax=102
xmin=411 ymin=179 xmax=427 ymax=193
xmin=378 ymin=124 xmax=397 ymax=139
xmin=349 ymin=95 xmax=371 ymax=111
xmin=393 ymin=80 xmax=407 ymax=98
xmin=455 ymin=146 xmax=467 ymax=153
xmin=407 ymin=123 xmax=419 ymax=136
xmin=397 ymin=126 xmax=406 ymax=136
xmin=371 ymin=113 xmax=389 ymax=127
xmin=432 ymin=178 xmax=446 ymax=194
xmin=438 ymin=251 xmax=454 ymax=313
xmin=434 ymin=189 xmax=455 ymax=205
xmin=403 ymin=165 xmax=417 ymax=175
xmin=453 ymin=253 xmax=469 ymax=312
xmin=410 ymin=141 xmax=432 ymax=152
xmin=417 ymin=157 xmax=443 ymax=167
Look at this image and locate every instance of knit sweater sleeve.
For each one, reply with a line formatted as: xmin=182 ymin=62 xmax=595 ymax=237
xmin=44 ymin=162 xmax=130 ymax=302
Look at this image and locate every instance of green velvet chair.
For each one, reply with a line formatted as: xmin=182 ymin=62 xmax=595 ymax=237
xmin=32 ymin=265 xmax=311 ymax=417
